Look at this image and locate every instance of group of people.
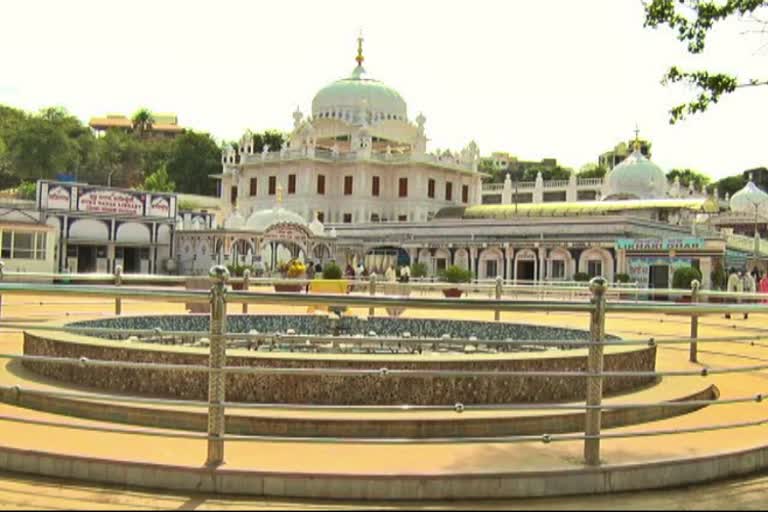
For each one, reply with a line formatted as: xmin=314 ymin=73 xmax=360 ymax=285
xmin=304 ymin=260 xmax=324 ymax=279
xmin=341 ymin=263 xmax=411 ymax=282
xmin=724 ymin=268 xmax=768 ymax=320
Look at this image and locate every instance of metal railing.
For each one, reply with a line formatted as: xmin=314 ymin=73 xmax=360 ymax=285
xmin=0 ymin=266 xmax=767 ymax=469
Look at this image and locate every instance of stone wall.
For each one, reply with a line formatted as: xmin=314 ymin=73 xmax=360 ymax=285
xmin=23 ymin=332 xmax=657 ymax=405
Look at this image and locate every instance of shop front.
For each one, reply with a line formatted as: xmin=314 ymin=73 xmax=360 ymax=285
xmin=37 ymin=181 xmax=177 ymax=274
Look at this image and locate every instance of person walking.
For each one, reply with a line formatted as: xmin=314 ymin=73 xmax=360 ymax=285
xmin=384 ymin=265 xmax=396 ymax=282
xmin=725 ymin=268 xmax=742 ymax=320
xmin=759 ymin=272 xmax=768 ymax=304
xmin=743 ymin=270 xmax=757 ymax=320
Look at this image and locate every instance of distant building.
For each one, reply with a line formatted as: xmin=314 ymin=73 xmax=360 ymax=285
xmin=484 ymin=152 xmax=559 ymax=175
xmin=88 ymin=113 xmax=184 ymax=138
xmin=599 ymin=139 xmax=651 ymax=169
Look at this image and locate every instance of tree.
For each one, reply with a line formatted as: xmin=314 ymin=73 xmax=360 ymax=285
xmin=666 ymin=168 xmax=711 ymax=189
xmin=644 ymin=1 xmax=768 ymax=123
xmin=712 ymin=173 xmax=748 ymax=199
xmin=165 ymin=131 xmax=221 ymax=195
xmin=521 ymin=165 xmax=572 ymax=181
xmin=7 ymin=116 xmax=79 ymax=180
xmin=131 ymin=108 xmax=155 ymax=136
xmin=95 ymin=129 xmax=142 ymax=187
xmin=577 ymin=163 xmax=608 ymax=179
xmin=251 ymin=130 xmax=285 ymax=153
xmin=139 ymin=164 xmax=175 ymax=192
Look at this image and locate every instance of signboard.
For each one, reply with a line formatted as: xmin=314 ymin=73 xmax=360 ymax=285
xmin=47 ymin=186 xmax=71 ymax=210
xmin=148 ymin=196 xmax=171 ymax=217
xmin=616 ymin=238 xmax=704 ymax=251
xmin=263 ymin=224 xmax=308 ymax=243
xmin=37 ymin=181 xmax=178 ymax=219
xmin=79 ymin=189 xmax=144 ymax=216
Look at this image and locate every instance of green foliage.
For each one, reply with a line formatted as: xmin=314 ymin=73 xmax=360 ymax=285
xmin=439 ymin=265 xmax=472 ymax=284
xmin=410 ymin=261 xmax=428 ymax=278
xmin=140 ymin=165 xmax=175 ymax=192
xmin=521 ymin=165 xmax=572 ymax=181
xmin=131 ymin=108 xmax=154 ymax=135
xmin=226 ymin=262 xmax=249 ymax=278
xmin=166 ymin=131 xmax=220 ymax=196
xmin=0 ymin=102 xmax=224 ymax=195
xmin=577 ymin=163 xmax=608 ymax=179
xmin=644 ymin=0 xmax=768 ymax=123
xmin=672 ymin=265 xmax=703 ymax=290
xmin=322 ymin=262 xmax=342 ymax=280
xmin=712 ymin=174 xmax=747 ymax=199
xmin=666 ymin=168 xmax=711 ymax=189
xmin=711 ymin=260 xmax=727 ymax=291
xmin=614 ymin=273 xmax=631 ymax=283
xmin=573 ymin=272 xmax=590 ymax=282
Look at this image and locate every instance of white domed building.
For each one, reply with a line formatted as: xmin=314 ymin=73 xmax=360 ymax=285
xmin=602 ymin=144 xmax=668 ymax=200
xmin=215 ymin=36 xmax=483 ymax=226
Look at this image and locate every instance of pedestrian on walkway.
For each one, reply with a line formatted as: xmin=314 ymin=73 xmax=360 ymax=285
xmin=725 ymin=268 xmax=742 ymax=320
xmin=743 ymin=270 xmax=757 ymax=320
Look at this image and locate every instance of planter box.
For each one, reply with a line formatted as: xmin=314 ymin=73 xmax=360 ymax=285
xmin=274 ymin=283 xmax=304 ymax=293
xmin=442 ymin=288 xmax=464 ymax=298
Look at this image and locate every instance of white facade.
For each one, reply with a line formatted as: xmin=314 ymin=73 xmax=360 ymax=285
xmin=215 ymin=37 xmax=484 ymax=226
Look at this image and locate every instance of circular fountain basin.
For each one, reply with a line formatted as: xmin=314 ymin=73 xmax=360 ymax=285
xmin=22 ymin=314 xmax=656 ymax=405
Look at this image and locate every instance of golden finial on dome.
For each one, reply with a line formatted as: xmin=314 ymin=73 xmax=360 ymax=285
xmin=356 ymin=30 xmax=364 ymax=66
xmin=633 ymin=124 xmax=641 ymax=152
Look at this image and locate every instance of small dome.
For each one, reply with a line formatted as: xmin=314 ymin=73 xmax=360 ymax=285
xmin=603 ymin=149 xmax=667 ymax=200
xmin=730 ymin=181 xmax=768 ymax=214
xmin=245 ymin=207 xmax=306 ymax=232
xmin=224 ymin=211 xmax=245 ymax=229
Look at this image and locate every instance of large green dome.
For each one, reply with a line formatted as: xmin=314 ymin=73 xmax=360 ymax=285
xmin=604 ymin=149 xmax=667 ymax=200
xmin=312 ymin=64 xmax=407 ymax=122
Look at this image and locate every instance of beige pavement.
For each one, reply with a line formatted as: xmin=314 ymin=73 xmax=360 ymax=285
xmin=0 ymin=291 xmax=765 ymax=505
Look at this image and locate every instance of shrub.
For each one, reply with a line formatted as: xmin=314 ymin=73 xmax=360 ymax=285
xmin=711 ymin=262 xmax=726 ymax=291
xmin=410 ymin=261 xmax=428 ymax=278
xmin=573 ymin=272 xmax=590 ymax=282
xmin=439 ymin=265 xmax=472 ymax=284
xmin=614 ymin=273 xmax=631 ymax=283
xmin=322 ymin=262 xmax=342 ymax=280
xmin=16 ymin=181 xmax=36 ymax=200
xmin=672 ymin=266 xmax=702 ymax=290
xmin=226 ymin=263 xmax=249 ymax=277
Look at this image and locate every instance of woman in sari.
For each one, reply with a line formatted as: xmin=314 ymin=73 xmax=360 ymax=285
xmin=759 ymin=272 xmax=768 ymax=304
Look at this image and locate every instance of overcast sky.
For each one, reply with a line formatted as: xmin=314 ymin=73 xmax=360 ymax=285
xmin=1 ymin=0 xmax=765 ymax=179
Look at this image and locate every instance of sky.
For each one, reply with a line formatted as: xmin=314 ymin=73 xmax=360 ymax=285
xmin=0 ymin=0 xmax=765 ymax=179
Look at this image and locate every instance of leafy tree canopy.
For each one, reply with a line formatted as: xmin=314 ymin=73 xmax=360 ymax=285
xmin=139 ymin=164 xmax=175 ymax=193
xmin=644 ymin=0 xmax=768 ymax=123
xmin=666 ymin=168 xmax=712 ymax=189
xmin=577 ymin=163 xmax=608 ymax=179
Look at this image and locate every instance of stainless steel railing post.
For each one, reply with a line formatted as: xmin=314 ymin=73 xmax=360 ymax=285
xmin=495 ymin=275 xmax=503 ymax=321
xmin=114 ymin=265 xmax=122 ymax=316
xmin=241 ymin=269 xmax=250 ymax=314
xmin=206 ymin=265 xmax=229 ymax=467
xmin=368 ymin=273 xmax=377 ymax=317
xmin=690 ymin=279 xmax=700 ymax=363
xmin=584 ymin=276 xmax=607 ymax=466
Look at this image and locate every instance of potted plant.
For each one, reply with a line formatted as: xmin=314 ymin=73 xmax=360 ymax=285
xmin=439 ymin=265 xmax=472 ymax=297
xmin=672 ymin=265 xmax=703 ymax=303
xmin=226 ymin=263 xmax=250 ymax=290
xmin=274 ymin=259 xmax=306 ymax=292
xmin=409 ymin=262 xmax=428 ymax=281
xmin=573 ymin=272 xmax=590 ymax=283
xmin=614 ymin=273 xmax=632 ymax=300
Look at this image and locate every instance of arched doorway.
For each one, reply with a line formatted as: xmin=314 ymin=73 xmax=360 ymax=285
xmin=365 ymin=246 xmax=410 ymax=274
xmin=515 ymin=248 xmax=538 ymax=283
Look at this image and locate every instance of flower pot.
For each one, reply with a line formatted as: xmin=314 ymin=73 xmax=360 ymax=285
xmin=274 ymin=283 xmax=304 ymax=293
xmin=442 ymin=288 xmax=464 ymax=298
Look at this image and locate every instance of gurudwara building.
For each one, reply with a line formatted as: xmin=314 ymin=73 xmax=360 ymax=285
xmin=179 ymin=37 xmax=766 ymax=289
